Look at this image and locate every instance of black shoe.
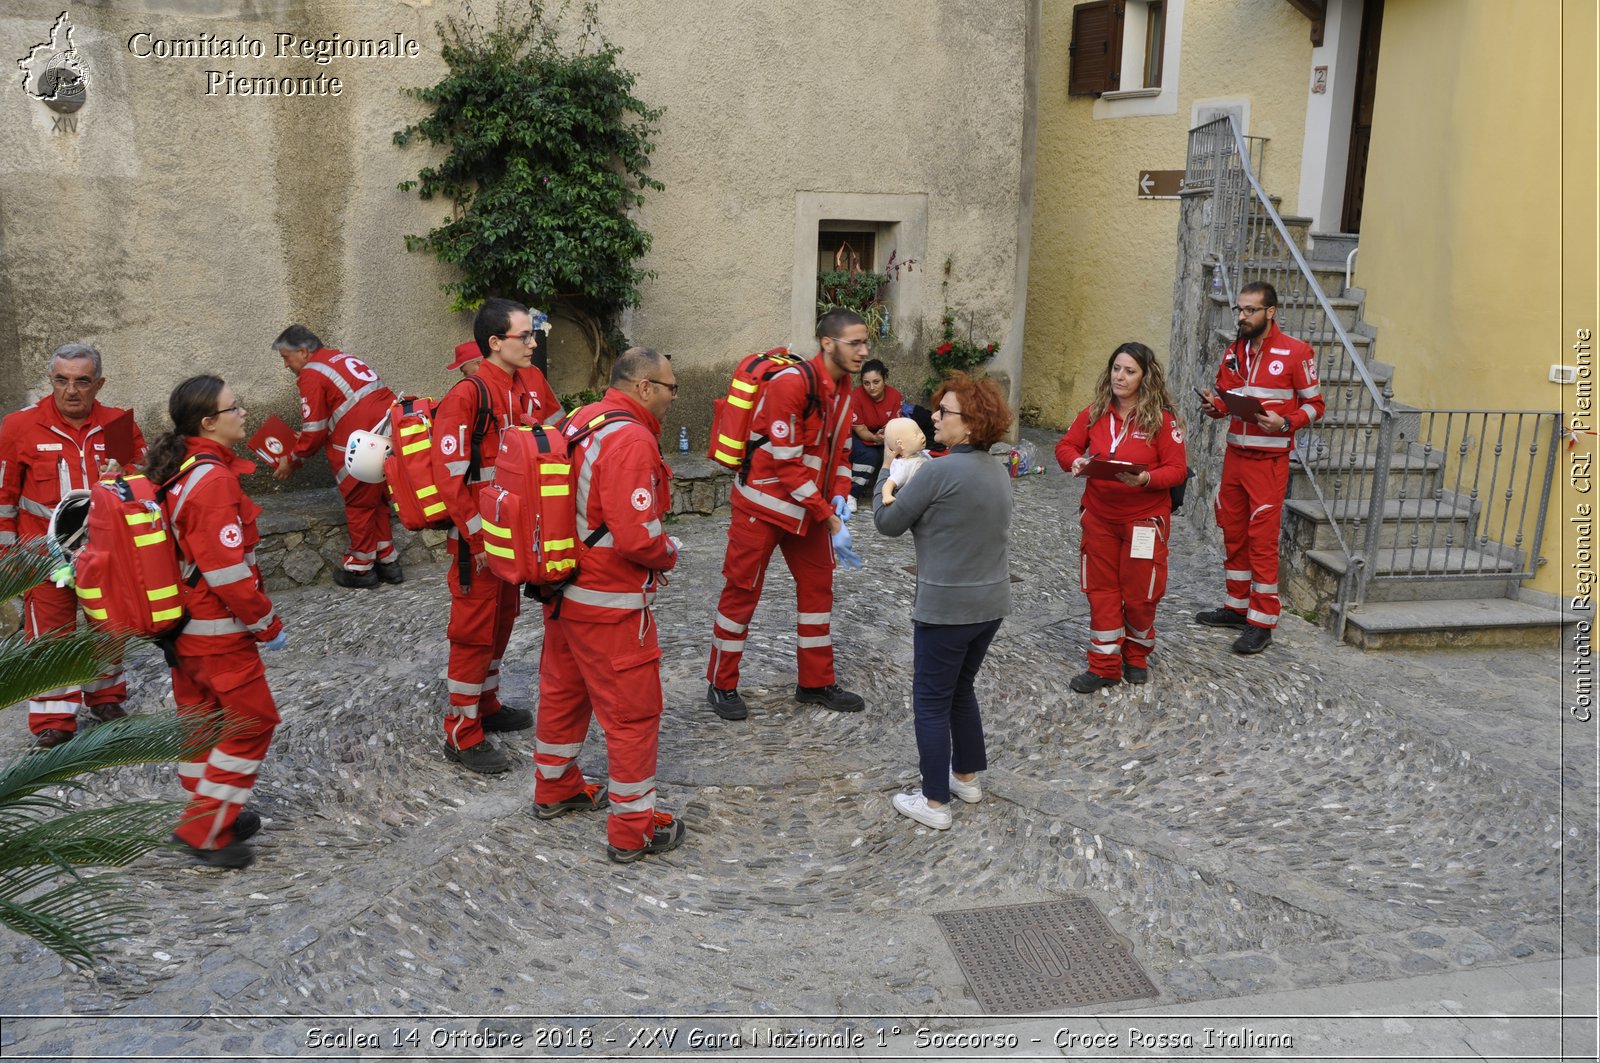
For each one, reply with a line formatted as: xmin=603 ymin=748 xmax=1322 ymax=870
xmin=331 ymin=567 xmax=379 ymax=589
xmin=89 ymin=703 xmax=129 ymax=723
xmin=173 ymin=807 xmax=261 ymax=846
xmin=534 ymin=782 xmax=609 ymax=820
xmin=376 ymin=561 xmax=405 ymax=585
xmin=707 ymin=685 xmax=748 ymax=721
xmin=1069 ymin=671 xmax=1120 ymax=694
xmin=607 ymin=813 xmax=686 ymax=864
xmin=443 ymin=740 xmax=512 ymax=774
xmin=1123 ymin=665 xmax=1149 ymax=685
xmin=1196 ymin=606 xmax=1249 ymax=628
xmin=795 ymin=684 xmax=865 ymax=712
xmin=481 ymin=705 xmax=533 ymax=732
xmin=186 ymin=842 xmax=255 ymax=869
xmin=1232 ymin=625 xmax=1273 ymax=655
xmin=31 ymin=728 xmax=74 ymax=750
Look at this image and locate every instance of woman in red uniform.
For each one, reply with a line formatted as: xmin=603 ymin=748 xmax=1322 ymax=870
xmin=145 ymin=375 xmax=285 ymax=868
xmin=1055 ymin=342 xmax=1187 ymax=692
xmin=848 ymin=360 xmax=905 ymax=501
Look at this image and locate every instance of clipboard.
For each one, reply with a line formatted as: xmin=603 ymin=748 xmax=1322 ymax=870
xmin=1080 ymin=457 xmax=1148 ymax=481
xmin=1219 ymin=390 xmax=1266 ymax=419
xmin=100 ymin=409 xmax=138 ymax=466
xmin=248 ymin=415 xmax=298 ymax=465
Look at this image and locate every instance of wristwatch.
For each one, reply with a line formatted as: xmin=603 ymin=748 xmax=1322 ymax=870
xmin=1279 ymin=418 xmax=1292 ymax=434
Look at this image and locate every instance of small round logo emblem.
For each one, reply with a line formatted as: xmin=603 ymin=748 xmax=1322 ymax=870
xmin=1269 ymin=360 xmax=1284 ymax=376
xmin=265 ymin=437 xmax=283 ymax=456
xmin=770 ymin=419 xmax=790 ymax=440
xmin=631 ymin=488 xmax=652 ymax=511
xmin=219 ymin=523 xmax=243 ymax=549
xmin=440 ymin=434 xmax=458 ymax=456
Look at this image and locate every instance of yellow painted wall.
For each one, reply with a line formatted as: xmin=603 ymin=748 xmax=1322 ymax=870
xmin=1357 ymin=0 xmax=1594 ymax=600
xmin=1023 ymin=0 xmax=1313 ymax=427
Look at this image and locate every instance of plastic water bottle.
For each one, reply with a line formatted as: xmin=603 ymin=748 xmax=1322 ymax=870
xmin=678 ymin=426 xmax=689 ymax=454
xmin=1211 ymin=264 xmax=1223 ymax=294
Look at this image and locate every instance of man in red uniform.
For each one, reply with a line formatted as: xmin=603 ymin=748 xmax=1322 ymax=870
xmin=434 ymin=298 xmax=561 ymax=773
xmin=705 ymin=309 xmax=867 ymax=721
xmin=270 ymin=326 xmax=401 ymax=588
xmin=532 ymin=347 xmax=686 ymax=862
xmin=0 ymin=342 xmax=147 ymax=747
xmin=1198 ymin=281 xmax=1325 ymax=654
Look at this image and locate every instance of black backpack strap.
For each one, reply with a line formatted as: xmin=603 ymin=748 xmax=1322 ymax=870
xmin=446 ymin=374 xmax=495 ymax=592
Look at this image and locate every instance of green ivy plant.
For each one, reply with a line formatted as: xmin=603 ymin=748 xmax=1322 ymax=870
xmin=395 ymin=0 xmax=662 ymax=386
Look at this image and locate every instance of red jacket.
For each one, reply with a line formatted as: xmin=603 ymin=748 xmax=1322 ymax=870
xmin=0 ymin=396 xmax=147 ymax=548
xmin=556 ymin=390 xmax=678 ymax=623
xmin=850 ymin=385 xmax=905 ymax=436
xmin=432 ymin=360 xmax=558 ymax=553
xmin=288 ymin=348 xmax=397 ymax=477
xmin=1210 ymin=322 xmax=1325 ymax=452
xmin=733 ymin=353 xmax=853 ymax=533
xmin=163 ymin=438 xmax=282 ymax=654
xmin=1057 ymin=406 xmax=1188 ymax=522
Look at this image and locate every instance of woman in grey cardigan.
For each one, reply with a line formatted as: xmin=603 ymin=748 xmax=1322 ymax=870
xmin=872 ymin=372 xmax=1013 ymax=830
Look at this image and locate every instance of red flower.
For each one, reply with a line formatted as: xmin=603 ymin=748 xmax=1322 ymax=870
xmin=936 ymin=342 xmax=953 ymax=356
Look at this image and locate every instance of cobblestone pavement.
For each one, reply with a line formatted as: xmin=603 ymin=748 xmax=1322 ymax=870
xmin=0 ymin=430 xmax=1592 ymax=1059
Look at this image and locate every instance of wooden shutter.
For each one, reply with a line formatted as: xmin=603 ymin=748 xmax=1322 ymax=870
xmin=1068 ymin=0 xmax=1125 ymax=97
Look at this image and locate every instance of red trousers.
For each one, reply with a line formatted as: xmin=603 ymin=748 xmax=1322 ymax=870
xmin=339 ymin=478 xmax=397 ymax=573
xmin=535 ymin=611 xmax=664 ymax=850
xmin=444 ymin=539 xmax=519 ymax=749
xmin=171 ymin=645 xmax=279 ymax=850
xmin=23 ymin=581 xmax=127 ymax=735
xmin=708 ymin=514 xmax=835 ymax=690
xmin=1215 ymin=448 xmax=1290 ymax=629
xmin=1078 ymin=508 xmax=1170 ymax=679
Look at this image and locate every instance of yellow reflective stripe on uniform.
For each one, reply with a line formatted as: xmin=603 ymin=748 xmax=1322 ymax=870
xmin=481 ymin=519 xmax=508 ymax=538
xmin=77 ymin=586 xmax=103 ymax=600
xmin=147 ymin=584 xmax=180 ymax=601
xmin=400 ymin=422 xmax=428 ymax=436
xmin=545 ymin=558 xmax=576 ymax=573
xmin=151 ymin=606 xmax=183 ymax=622
xmin=484 ymin=542 xmax=515 ymax=559
xmin=124 ymin=511 xmax=159 ymax=526
xmin=416 ymin=484 xmax=438 ymax=498
xmin=543 ymin=537 xmax=575 ymax=551
xmin=728 ymin=394 xmax=754 ymax=411
xmin=133 ymin=530 xmax=167 ymax=547
xmin=401 ymin=438 xmax=431 ymax=455
xmin=82 ymin=606 xmax=108 ymax=620
xmin=423 ymin=501 xmax=446 ymax=517
xmin=540 ymin=484 xmax=571 ymax=496
xmin=718 ymin=434 xmax=743 ymax=449
xmin=545 ymin=463 xmax=571 ymax=476
xmin=732 ymin=378 xmax=758 ymax=394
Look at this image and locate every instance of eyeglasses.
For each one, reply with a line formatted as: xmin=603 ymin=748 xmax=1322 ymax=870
xmin=934 ymin=404 xmax=963 ymax=418
xmin=213 ymin=404 xmax=245 ymax=417
xmin=50 ymin=375 xmax=98 ymax=390
xmin=830 ymin=338 xmax=870 ymax=350
xmin=643 ymin=379 xmax=679 ymax=396
xmin=1232 ymin=305 xmax=1270 ymax=316
xmin=497 ymin=330 xmax=539 ymax=344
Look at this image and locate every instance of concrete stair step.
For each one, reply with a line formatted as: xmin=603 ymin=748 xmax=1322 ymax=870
xmin=1309 ymin=544 xmax=1523 ymax=578
xmin=1338 ymin=598 xmax=1569 ymax=650
xmin=1291 ymin=444 xmax=1443 ymax=500
xmin=1284 ymin=496 xmax=1476 ymax=552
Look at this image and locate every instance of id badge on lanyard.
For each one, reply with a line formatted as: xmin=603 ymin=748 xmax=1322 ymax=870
xmin=1107 ymin=411 xmax=1131 ymax=456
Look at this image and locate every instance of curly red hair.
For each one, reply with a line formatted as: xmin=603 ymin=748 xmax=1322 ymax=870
xmin=933 ymin=372 xmax=1013 ymax=449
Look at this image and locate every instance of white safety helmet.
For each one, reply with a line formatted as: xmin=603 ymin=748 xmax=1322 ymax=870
xmin=343 ymin=430 xmax=392 ymax=484
xmin=48 ymin=489 xmax=93 ymax=560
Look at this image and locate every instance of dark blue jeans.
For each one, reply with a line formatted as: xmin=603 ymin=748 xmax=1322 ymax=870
xmin=912 ymin=617 xmax=1001 ymax=803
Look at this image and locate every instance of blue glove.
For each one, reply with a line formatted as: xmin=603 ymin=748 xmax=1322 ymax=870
xmin=832 ymin=494 xmax=853 ymax=522
xmin=832 ymin=524 xmax=863 ymax=569
xmin=262 ymin=630 xmax=288 ymax=652
xmin=900 ymin=401 xmax=915 ymax=416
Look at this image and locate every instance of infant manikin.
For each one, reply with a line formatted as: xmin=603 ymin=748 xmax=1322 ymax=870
xmin=880 ymin=417 xmax=927 ymax=504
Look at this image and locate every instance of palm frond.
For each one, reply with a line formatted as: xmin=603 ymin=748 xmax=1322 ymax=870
xmin=0 ymin=879 xmax=146 ymax=970
xmin=0 ymin=800 xmax=183 ymax=873
xmin=0 ymin=710 xmax=226 ymax=805
xmin=0 ymin=626 xmax=128 ymax=711
xmin=0 ymin=539 xmax=57 ymax=603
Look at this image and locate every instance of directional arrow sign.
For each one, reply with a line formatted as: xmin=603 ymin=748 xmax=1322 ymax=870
xmin=1136 ymin=169 xmax=1184 ymax=199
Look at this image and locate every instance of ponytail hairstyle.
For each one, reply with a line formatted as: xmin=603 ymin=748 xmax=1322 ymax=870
xmin=144 ymin=375 xmax=226 ymax=486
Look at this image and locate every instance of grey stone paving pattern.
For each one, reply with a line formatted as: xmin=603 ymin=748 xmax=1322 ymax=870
xmin=0 ymin=429 xmax=1590 ymax=1059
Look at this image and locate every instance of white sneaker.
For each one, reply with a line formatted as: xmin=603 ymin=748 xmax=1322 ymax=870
xmin=948 ymin=772 xmax=983 ymax=804
xmin=893 ymin=790 xmax=952 ymax=830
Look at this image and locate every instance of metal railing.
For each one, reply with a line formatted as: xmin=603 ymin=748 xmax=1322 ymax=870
xmin=1183 ymin=116 xmax=1560 ymax=635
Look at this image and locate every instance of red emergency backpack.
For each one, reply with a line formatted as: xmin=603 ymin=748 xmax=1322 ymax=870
xmin=479 ymin=409 xmax=639 ymax=590
xmin=71 ymin=465 xmax=218 ymax=638
xmin=707 ymin=347 xmax=820 ymax=475
xmin=384 ymin=377 xmax=493 ymax=531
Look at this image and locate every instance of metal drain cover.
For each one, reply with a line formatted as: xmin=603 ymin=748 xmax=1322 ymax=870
xmin=934 ymin=897 xmax=1158 ymax=1013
